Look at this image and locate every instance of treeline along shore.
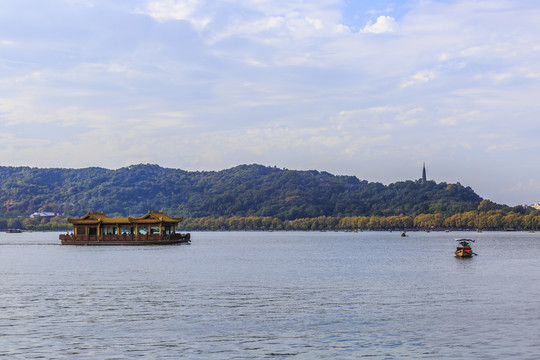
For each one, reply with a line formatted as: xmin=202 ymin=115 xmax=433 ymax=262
xmin=179 ymin=210 xmax=540 ymax=231
xmin=3 ymin=210 xmax=539 ymax=232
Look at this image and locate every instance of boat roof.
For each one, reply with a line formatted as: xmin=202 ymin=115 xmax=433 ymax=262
xmin=455 ymin=238 xmax=475 ymax=242
xmin=68 ymin=211 xmax=183 ymax=225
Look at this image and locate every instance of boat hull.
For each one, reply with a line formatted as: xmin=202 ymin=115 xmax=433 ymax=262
xmin=455 ymin=249 xmax=473 ymax=258
xmin=6 ymin=229 xmax=22 ymax=233
xmin=59 ymin=233 xmax=190 ymax=246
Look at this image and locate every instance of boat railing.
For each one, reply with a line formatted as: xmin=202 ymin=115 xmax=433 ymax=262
xmin=62 ymin=233 xmax=188 ymax=242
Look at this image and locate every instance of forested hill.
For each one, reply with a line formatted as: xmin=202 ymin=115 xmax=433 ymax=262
xmin=0 ymin=164 xmax=483 ymax=219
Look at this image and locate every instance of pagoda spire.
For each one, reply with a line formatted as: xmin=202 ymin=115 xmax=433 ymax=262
xmin=422 ymin=162 xmax=427 ymax=184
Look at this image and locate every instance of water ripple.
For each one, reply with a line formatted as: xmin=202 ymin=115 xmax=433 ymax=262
xmin=2 ymin=231 xmax=540 ymax=358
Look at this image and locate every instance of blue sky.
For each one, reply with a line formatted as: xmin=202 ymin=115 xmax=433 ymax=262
xmin=1 ymin=0 xmax=539 ymax=206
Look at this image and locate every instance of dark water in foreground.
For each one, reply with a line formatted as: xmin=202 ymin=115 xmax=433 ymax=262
xmin=1 ymin=231 xmax=540 ymax=359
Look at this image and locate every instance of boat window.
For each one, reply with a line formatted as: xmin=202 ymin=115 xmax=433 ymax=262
xmin=88 ymin=227 xmax=98 ymax=235
xmin=162 ymin=226 xmax=172 ymax=235
xmin=138 ymin=226 xmax=148 ymax=235
xmin=102 ymin=227 xmax=117 ymax=235
xmin=76 ymin=227 xmax=86 ymax=235
xmin=120 ymin=227 xmax=132 ymax=235
xmin=150 ymin=226 xmax=160 ymax=234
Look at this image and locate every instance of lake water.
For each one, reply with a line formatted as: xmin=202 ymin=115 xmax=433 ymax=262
xmin=1 ymin=231 xmax=540 ymax=359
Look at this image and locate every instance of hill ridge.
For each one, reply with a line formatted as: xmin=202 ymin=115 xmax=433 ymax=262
xmin=0 ymin=163 xmax=483 ymax=219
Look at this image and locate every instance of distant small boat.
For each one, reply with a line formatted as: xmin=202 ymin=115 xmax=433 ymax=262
xmin=401 ymin=231 xmax=408 ymax=237
xmin=6 ymin=229 xmax=22 ymax=233
xmin=455 ymin=238 xmax=476 ymax=258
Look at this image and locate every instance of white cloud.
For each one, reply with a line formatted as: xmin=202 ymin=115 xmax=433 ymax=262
xmin=208 ymin=16 xmax=286 ymax=43
xmin=137 ymin=0 xmax=210 ymax=29
xmin=244 ymin=58 xmax=267 ymax=67
xmin=209 ymin=14 xmax=332 ymax=44
xmin=509 ymin=179 xmax=540 ymax=195
xmin=485 ymin=143 xmax=520 ymax=154
xmin=438 ymin=53 xmax=450 ymax=61
xmin=0 ymin=132 xmax=51 ymax=152
xmin=439 ymin=110 xmax=484 ymax=127
xmin=361 ymin=16 xmax=398 ymax=34
xmin=334 ymin=106 xmax=423 ymax=131
xmin=401 ymin=70 xmax=437 ymax=88
xmin=440 ymin=117 xmax=457 ymax=126
xmin=0 ymin=71 xmax=42 ymax=85
xmin=492 ymin=73 xmax=513 ymax=82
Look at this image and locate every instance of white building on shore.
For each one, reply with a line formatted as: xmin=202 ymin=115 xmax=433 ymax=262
xmin=29 ymin=212 xmax=61 ymax=218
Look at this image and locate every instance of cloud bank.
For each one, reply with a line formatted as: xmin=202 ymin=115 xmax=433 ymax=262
xmin=0 ymin=0 xmax=539 ymax=205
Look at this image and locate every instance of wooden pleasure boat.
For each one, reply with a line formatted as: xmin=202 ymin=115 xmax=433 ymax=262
xmin=59 ymin=211 xmax=190 ymax=245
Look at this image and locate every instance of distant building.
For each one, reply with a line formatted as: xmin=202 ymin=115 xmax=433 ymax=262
xmin=421 ymin=162 xmax=427 ymax=184
xmin=531 ymin=203 xmax=540 ymax=210
xmin=30 ymin=212 xmax=61 ymax=218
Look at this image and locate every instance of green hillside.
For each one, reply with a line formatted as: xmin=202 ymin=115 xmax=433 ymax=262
xmin=0 ymin=164 xmax=483 ymax=219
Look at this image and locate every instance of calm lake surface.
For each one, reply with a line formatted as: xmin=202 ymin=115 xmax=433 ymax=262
xmin=2 ymin=231 xmax=540 ymax=359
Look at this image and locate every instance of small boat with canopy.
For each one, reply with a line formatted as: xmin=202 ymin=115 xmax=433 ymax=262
xmin=455 ymin=238 xmax=476 ymax=258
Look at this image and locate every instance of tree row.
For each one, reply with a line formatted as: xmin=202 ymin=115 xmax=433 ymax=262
xmin=178 ymin=210 xmax=540 ymax=231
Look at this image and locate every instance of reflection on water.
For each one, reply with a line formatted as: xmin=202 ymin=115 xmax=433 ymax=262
xmin=1 ymin=231 xmax=540 ymax=358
